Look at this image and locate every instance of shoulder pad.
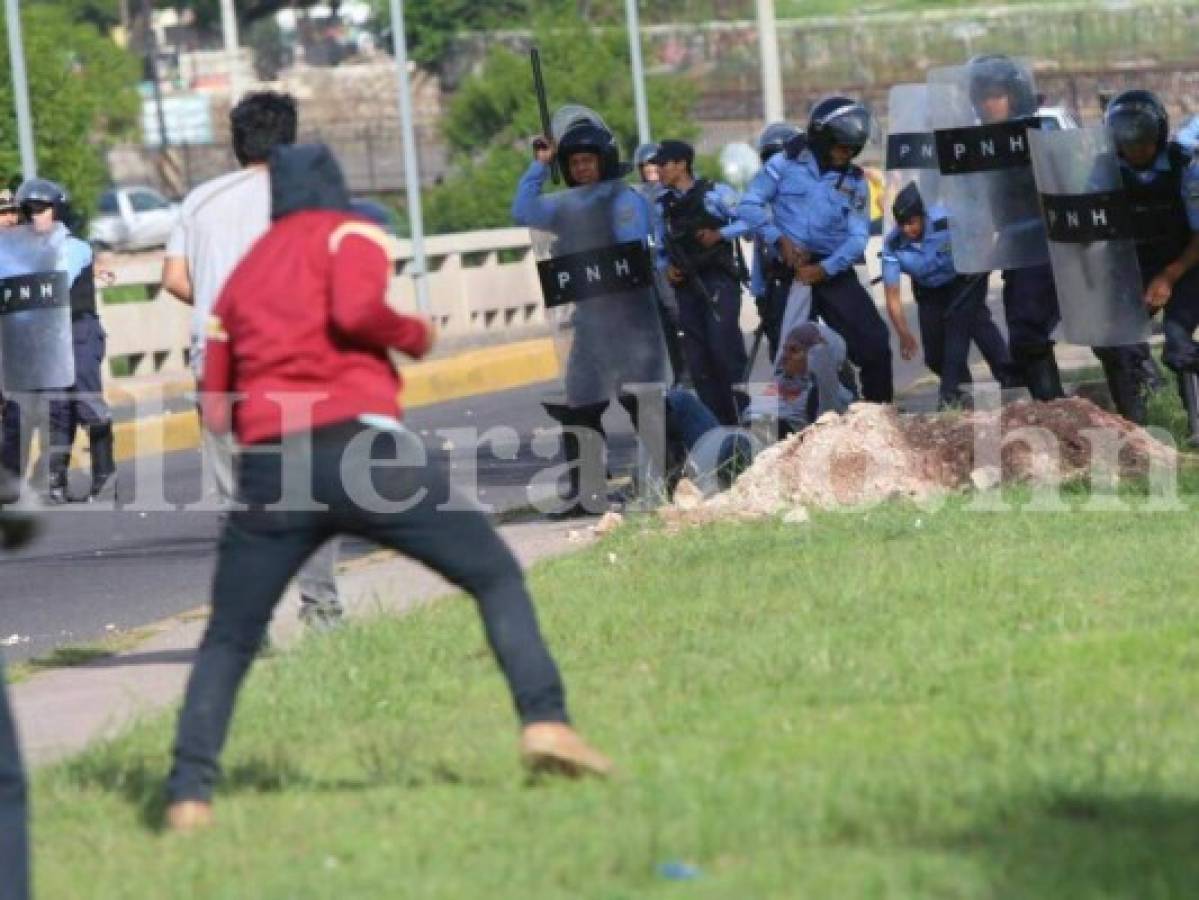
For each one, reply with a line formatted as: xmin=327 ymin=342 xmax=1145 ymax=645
xmin=848 ymin=163 xmax=864 ymax=180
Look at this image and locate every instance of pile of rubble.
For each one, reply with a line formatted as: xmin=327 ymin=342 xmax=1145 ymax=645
xmin=660 ymin=399 xmax=1178 ymax=527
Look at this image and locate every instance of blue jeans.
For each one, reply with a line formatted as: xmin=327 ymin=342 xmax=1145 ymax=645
xmin=167 ymin=419 xmax=569 ymax=802
xmin=0 ymin=656 xmax=28 ymax=900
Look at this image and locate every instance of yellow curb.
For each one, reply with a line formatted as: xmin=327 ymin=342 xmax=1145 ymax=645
xmin=402 ymin=338 xmax=559 ymax=409
xmin=103 ymin=376 xmax=195 ymax=409
xmin=82 ymin=340 xmax=561 ymax=465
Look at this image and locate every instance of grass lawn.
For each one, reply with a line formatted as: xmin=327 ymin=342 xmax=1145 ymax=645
xmin=31 ymin=468 xmax=1199 ymax=898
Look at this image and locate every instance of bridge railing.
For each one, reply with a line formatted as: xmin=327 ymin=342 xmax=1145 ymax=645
xmin=98 ymin=226 xmax=549 ymax=381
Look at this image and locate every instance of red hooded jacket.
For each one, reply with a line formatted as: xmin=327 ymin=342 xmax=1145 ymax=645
xmin=201 ymin=210 xmax=432 ymax=445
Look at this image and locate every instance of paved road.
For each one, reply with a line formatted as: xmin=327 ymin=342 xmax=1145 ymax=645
xmin=0 ymin=315 xmax=947 ymax=665
xmin=0 ymin=380 xmax=638 ymax=663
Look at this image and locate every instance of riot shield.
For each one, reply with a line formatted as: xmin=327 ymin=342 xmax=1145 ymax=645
xmin=928 ymin=60 xmax=1048 ymax=272
xmin=884 ymin=83 xmax=941 ymax=234
xmin=529 ymin=180 xmax=668 ymax=407
xmin=1028 ymin=127 xmax=1149 ymax=347
xmin=0 ymin=224 xmax=75 ymax=391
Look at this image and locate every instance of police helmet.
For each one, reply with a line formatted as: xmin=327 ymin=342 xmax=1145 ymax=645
xmin=967 ymin=55 xmax=1038 ymax=119
xmin=757 ymin=122 xmax=802 ymax=163
xmin=0 ymin=189 xmax=16 ymax=213
xmin=16 ymin=178 xmax=68 ymax=220
xmin=1105 ymin=89 xmax=1169 ymax=158
xmin=807 ymin=98 xmax=873 ymax=165
xmin=633 ymin=142 xmax=660 ymax=169
xmin=892 ymin=182 xmax=925 ymax=224
xmin=556 ymin=122 xmax=622 ymax=187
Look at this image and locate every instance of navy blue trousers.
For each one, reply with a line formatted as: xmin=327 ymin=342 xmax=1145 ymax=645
xmin=1001 ymin=264 xmax=1061 ymax=361
xmin=914 ymin=275 xmax=1011 ymax=403
xmin=1 ymin=315 xmax=110 ymax=476
xmin=676 ymin=268 xmax=748 ymax=427
xmin=811 ymin=269 xmax=893 ymax=403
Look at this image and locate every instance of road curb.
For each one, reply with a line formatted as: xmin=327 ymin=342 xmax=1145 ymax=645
xmin=94 ymin=339 xmax=560 ymax=465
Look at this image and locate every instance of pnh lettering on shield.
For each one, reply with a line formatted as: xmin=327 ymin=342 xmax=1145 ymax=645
xmin=1039 ymin=191 xmax=1133 ymax=244
xmin=935 ymin=121 xmax=1034 ymax=175
xmin=538 ymin=242 xmax=652 ymax=308
xmin=0 ymin=272 xmax=69 ymax=314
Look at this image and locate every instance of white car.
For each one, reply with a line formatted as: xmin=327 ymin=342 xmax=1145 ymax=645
xmin=1036 ymin=106 xmax=1081 ymax=131
xmin=89 ymin=186 xmax=180 ymax=251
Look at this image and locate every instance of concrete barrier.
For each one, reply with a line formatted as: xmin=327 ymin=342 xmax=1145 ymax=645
xmin=99 ymin=227 xmax=551 ymax=382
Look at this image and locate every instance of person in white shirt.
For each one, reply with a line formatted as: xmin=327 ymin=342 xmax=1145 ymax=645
xmin=162 ymin=91 xmax=344 ymax=631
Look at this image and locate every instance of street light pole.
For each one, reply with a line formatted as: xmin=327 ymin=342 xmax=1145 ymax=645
xmin=5 ymin=0 xmax=37 ymax=178
xmin=387 ymin=0 xmax=430 ymax=314
xmin=756 ymin=0 xmax=785 ymax=123
xmin=624 ymin=0 xmax=651 ymax=146
xmin=219 ymin=0 xmax=243 ymax=101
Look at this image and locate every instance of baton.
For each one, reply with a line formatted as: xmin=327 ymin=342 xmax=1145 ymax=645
xmin=530 ymin=48 xmax=560 ymax=185
xmin=742 ymin=324 xmax=765 ymax=384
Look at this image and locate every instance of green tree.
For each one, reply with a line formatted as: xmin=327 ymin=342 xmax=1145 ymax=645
xmin=365 ymin=0 xmax=530 ymax=68
xmin=423 ymin=23 xmax=697 ymax=234
xmin=0 ymin=5 xmax=141 ymax=217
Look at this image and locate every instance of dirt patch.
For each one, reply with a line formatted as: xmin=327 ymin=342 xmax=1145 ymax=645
xmin=660 ymin=399 xmax=1177 ymax=526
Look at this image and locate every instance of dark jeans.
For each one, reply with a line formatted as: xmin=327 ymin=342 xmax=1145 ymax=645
xmin=676 ymin=268 xmax=748 ymax=427
xmin=0 ymin=657 xmax=29 ymax=900
xmin=811 ymin=269 xmax=894 ymax=403
xmin=167 ymin=419 xmax=569 ymax=803
xmin=914 ymin=275 xmax=1012 ymax=403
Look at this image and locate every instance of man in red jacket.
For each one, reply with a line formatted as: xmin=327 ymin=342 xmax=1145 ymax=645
xmin=165 ymin=144 xmax=611 ymax=832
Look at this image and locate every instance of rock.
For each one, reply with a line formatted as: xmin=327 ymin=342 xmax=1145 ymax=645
xmin=970 ymin=466 xmax=1002 ymax=491
xmin=672 ymin=478 xmax=705 ymax=511
xmin=593 ymin=511 xmax=624 ymax=536
xmin=782 ymin=507 xmax=810 ymax=525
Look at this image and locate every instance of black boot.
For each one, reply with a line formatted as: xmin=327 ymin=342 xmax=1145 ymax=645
xmin=88 ymin=421 xmax=117 ymax=500
xmin=1096 ymin=348 xmax=1148 ymax=426
xmin=45 ymin=450 xmax=69 ymax=505
xmin=540 ymin=399 xmax=609 ymax=519
xmin=1180 ymin=372 xmax=1199 ymax=447
xmin=1022 ymin=353 xmax=1065 ymax=402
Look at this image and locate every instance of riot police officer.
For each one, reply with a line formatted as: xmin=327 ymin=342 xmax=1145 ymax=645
xmin=633 ymin=142 xmax=661 ymax=186
xmin=512 ymin=111 xmax=668 ymax=516
xmin=1104 ymin=90 xmax=1199 ymax=425
xmin=653 ymin=139 xmax=749 ymax=425
xmin=0 ymin=190 xmax=17 ymax=230
xmin=631 ymin=141 xmax=688 ymax=387
xmin=882 ymin=183 xmax=1014 ymax=408
xmin=738 ymin=97 xmax=894 ymax=403
xmin=967 ymin=54 xmax=1065 ymax=401
xmin=751 ymin=122 xmax=803 ymax=362
xmin=0 ymin=178 xmax=94 ymax=503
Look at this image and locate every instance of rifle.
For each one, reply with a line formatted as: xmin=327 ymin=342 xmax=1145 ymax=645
xmin=660 ymin=230 xmax=722 ymax=323
xmin=529 ymin=48 xmax=560 ymax=186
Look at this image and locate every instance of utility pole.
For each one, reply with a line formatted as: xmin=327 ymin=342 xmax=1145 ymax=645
xmin=219 ymin=0 xmax=243 ymax=100
xmin=5 ymin=0 xmax=37 ymax=178
xmin=756 ymin=0 xmax=785 ymax=123
xmin=624 ymin=0 xmax=651 ymax=146
xmin=142 ymin=0 xmax=170 ymax=148
xmin=388 ymin=0 xmax=430 ymax=314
